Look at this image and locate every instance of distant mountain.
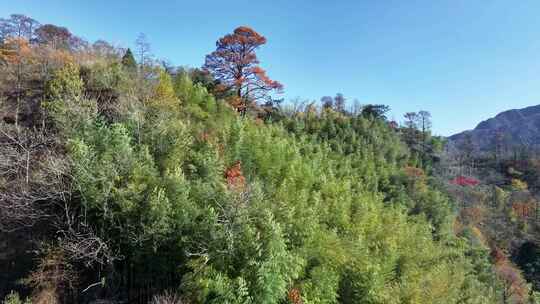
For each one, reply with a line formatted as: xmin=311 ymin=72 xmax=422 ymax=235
xmin=449 ymin=104 xmax=540 ymax=153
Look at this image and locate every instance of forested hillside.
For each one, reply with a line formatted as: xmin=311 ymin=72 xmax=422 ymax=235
xmin=442 ymin=119 xmax=540 ymax=304
xmin=0 ymin=14 xmax=525 ymax=304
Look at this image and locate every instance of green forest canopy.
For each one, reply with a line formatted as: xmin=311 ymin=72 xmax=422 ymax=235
xmin=0 ymin=14 xmax=528 ymax=304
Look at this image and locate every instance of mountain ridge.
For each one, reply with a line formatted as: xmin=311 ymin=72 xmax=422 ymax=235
xmin=449 ymin=104 xmax=540 ymax=152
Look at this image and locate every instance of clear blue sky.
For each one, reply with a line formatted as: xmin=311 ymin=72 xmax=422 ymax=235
xmin=2 ymin=0 xmax=540 ymax=135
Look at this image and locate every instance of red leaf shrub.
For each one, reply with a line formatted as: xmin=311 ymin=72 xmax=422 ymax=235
xmin=450 ymin=175 xmax=479 ymax=187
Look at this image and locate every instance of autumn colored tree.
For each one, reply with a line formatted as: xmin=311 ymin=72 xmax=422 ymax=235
xmin=287 ymin=287 xmax=303 ymax=304
xmin=35 ymin=24 xmax=73 ymax=49
xmin=512 ymin=202 xmax=534 ymax=219
xmin=0 ymin=37 xmax=36 ymax=127
xmin=459 ymin=206 xmax=485 ymax=225
xmin=203 ymin=26 xmax=283 ymax=115
xmin=225 ymin=161 xmax=246 ymax=191
xmin=150 ymin=70 xmax=179 ymax=112
xmin=90 ymin=39 xmax=118 ymax=59
xmin=403 ymin=166 xmax=427 ymax=192
xmin=497 ymin=262 xmax=528 ymax=303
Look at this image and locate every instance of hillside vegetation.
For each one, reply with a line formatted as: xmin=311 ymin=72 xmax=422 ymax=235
xmin=0 ymin=14 xmax=520 ymax=304
xmin=441 ymin=133 xmax=540 ymax=304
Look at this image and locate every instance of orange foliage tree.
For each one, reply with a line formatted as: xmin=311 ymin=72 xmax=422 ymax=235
xmin=287 ymin=287 xmax=303 ymax=304
xmin=490 ymin=247 xmax=529 ymax=303
xmin=512 ymin=202 xmax=535 ymax=219
xmin=459 ymin=206 xmax=485 ymax=225
xmin=203 ymin=26 xmax=283 ymax=115
xmin=0 ymin=37 xmax=37 ymax=126
xmin=225 ymin=161 xmax=246 ymax=191
xmin=403 ymin=166 xmax=427 ymax=193
xmin=0 ymin=36 xmax=34 ymax=65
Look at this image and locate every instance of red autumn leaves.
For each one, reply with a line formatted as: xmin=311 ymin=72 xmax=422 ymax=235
xmin=204 ymin=26 xmax=282 ymax=114
xmin=450 ymin=175 xmax=479 ymax=187
xmin=225 ymin=161 xmax=246 ymax=191
xmin=287 ymin=287 xmax=303 ymax=304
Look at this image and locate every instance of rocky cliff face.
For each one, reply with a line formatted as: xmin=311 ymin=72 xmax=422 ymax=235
xmin=449 ymin=105 xmax=540 ymax=153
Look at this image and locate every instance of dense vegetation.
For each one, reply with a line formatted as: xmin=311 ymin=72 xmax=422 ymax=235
xmin=0 ymin=13 xmax=528 ymax=304
xmin=440 ymin=138 xmax=540 ymax=304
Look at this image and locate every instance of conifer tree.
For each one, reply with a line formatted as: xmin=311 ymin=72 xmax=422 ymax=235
xmin=203 ymin=26 xmax=283 ymax=116
xmin=121 ymin=48 xmax=137 ymax=71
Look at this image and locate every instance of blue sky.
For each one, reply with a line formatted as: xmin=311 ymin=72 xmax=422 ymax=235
xmin=2 ymin=0 xmax=540 ymax=135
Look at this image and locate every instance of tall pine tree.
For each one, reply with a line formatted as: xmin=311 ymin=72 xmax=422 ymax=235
xmin=121 ymin=48 xmax=137 ymax=71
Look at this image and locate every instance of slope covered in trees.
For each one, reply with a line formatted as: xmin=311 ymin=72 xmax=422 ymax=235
xmin=0 ymin=13 xmax=518 ymax=304
xmin=442 ymin=120 xmax=540 ymax=303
